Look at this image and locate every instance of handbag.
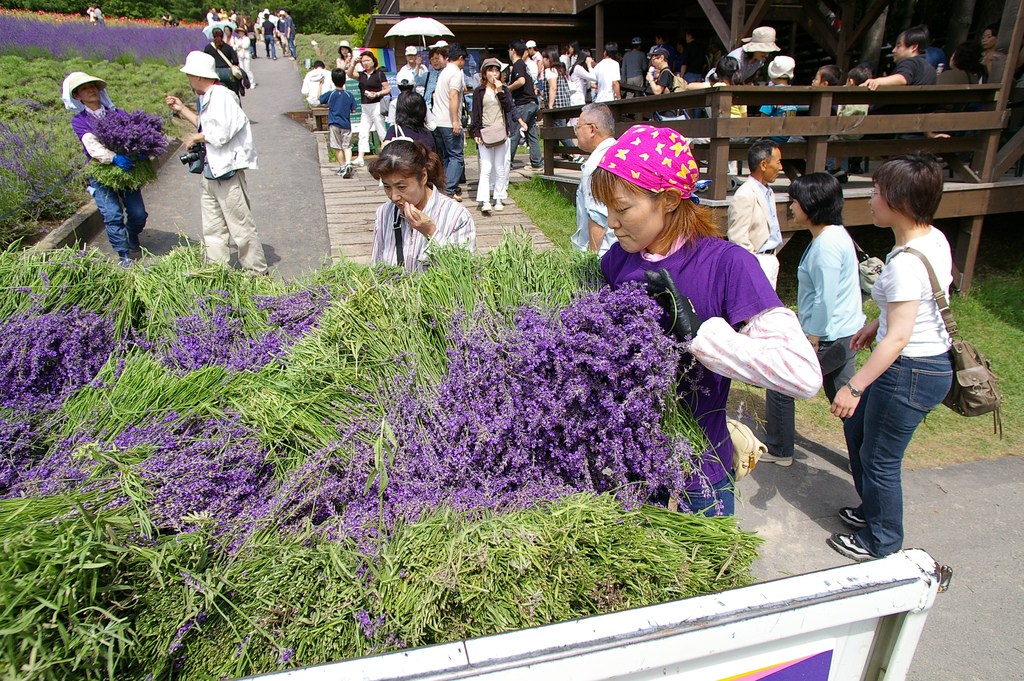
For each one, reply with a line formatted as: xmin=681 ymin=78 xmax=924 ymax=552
xmin=212 ymin=44 xmax=244 ymax=80
xmin=727 ymin=417 xmax=767 ymax=481
xmin=902 ymin=247 xmax=1002 ymax=435
xmin=479 ymin=123 xmax=507 ymax=147
xmin=852 ymin=239 xmax=884 ymax=295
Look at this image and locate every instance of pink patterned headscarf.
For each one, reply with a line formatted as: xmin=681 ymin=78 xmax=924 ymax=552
xmin=597 ymin=124 xmax=701 ymax=198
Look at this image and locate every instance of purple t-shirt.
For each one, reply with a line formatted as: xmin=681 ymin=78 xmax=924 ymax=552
xmin=601 ymin=236 xmax=782 ymax=488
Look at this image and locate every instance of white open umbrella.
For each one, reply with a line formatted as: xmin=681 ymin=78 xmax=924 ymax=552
xmin=203 ymin=20 xmax=236 ymax=40
xmin=385 ymin=16 xmax=454 ymax=46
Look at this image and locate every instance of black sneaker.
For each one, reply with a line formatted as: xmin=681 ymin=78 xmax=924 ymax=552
xmin=826 ymin=533 xmax=874 ymax=562
xmin=838 ymin=507 xmax=867 ymax=529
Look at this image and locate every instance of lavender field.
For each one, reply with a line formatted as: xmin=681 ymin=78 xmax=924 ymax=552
xmin=0 ymin=13 xmax=200 ymax=246
xmin=0 ymin=14 xmax=207 ymax=63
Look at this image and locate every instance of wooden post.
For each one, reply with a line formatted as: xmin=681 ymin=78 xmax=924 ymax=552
xmin=730 ymin=0 xmax=745 ymax=49
xmin=594 ymin=2 xmax=604 ymax=56
xmin=709 ymin=89 xmax=731 ymax=201
xmin=957 ymin=0 xmax=1024 ymax=292
xmin=805 ymin=90 xmax=831 ymax=172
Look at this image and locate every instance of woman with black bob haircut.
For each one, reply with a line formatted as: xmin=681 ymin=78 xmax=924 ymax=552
xmin=828 ymin=154 xmax=953 ymax=562
xmin=382 ymin=90 xmax=435 ymax=152
xmin=763 ymin=172 xmax=865 ymax=467
xmin=368 ymin=140 xmax=475 ymax=271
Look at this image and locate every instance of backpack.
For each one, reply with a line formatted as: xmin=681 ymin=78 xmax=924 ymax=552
xmin=659 ymin=68 xmax=687 ymax=93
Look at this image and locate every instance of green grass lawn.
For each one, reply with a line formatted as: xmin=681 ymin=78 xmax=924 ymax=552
xmin=512 ymin=177 xmax=1021 ymax=468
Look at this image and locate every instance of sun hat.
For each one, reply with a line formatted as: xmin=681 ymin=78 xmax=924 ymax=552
xmin=479 ymin=57 xmax=503 ymax=72
xmin=428 ymin=39 xmax=448 ymax=49
xmin=180 ymin=51 xmax=220 ymax=80
xmin=631 ymin=36 xmax=642 ymax=45
xmin=597 ymin=124 xmax=700 ymax=198
xmin=339 ymin=39 xmax=351 ymax=48
xmin=63 ymin=72 xmax=106 ymax=97
xmin=525 ymin=39 xmax=537 ymax=48
xmin=405 ymin=45 xmax=419 ymax=56
xmin=742 ymin=26 xmax=780 ymax=52
xmin=767 ymin=55 xmax=795 ymax=80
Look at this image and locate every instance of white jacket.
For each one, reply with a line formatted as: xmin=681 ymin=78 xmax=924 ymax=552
xmin=198 ymin=84 xmax=258 ymax=177
xmin=301 ymin=67 xmax=333 ymax=106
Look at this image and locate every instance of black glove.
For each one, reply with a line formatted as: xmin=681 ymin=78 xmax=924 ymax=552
xmin=644 ymin=268 xmax=702 ymax=343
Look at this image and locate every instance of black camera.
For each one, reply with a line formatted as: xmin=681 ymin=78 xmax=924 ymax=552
xmin=179 ymin=143 xmax=206 ymax=174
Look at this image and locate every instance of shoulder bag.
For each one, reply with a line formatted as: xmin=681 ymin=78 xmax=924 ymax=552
xmin=902 ymin=247 xmax=1002 ymax=435
xmin=212 ymin=44 xmax=244 ymax=81
xmin=852 ymin=239 xmax=884 ymax=295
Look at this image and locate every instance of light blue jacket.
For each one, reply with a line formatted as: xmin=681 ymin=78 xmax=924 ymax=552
xmin=796 ymin=225 xmax=865 ymax=340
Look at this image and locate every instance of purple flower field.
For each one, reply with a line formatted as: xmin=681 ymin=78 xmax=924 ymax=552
xmin=0 ymin=14 xmax=207 ymax=63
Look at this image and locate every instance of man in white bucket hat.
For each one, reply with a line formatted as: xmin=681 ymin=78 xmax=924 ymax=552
xmin=165 ymin=51 xmax=267 ymax=274
xmin=725 ymin=26 xmax=780 ymax=84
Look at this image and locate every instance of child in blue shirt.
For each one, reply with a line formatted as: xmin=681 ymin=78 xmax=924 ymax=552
xmin=320 ymin=68 xmax=358 ymax=177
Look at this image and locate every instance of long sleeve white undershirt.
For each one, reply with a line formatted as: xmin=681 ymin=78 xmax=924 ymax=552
xmin=690 ymin=306 xmax=823 ymax=399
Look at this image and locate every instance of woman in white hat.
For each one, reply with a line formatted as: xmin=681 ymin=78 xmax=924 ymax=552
xmin=725 ymin=25 xmax=780 ymax=84
xmin=62 ymin=72 xmax=147 ymax=268
xmin=468 ymin=57 xmax=514 ymax=214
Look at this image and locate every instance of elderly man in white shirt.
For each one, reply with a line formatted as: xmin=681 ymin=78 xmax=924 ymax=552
xmin=166 ymin=51 xmax=268 ymax=274
xmin=570 ymin=104 xmax=618 ymax=255
xmin=396 ymin=45 xmax=429 ymax=96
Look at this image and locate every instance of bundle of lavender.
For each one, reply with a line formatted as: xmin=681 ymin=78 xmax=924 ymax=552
xmin=87 ymin=109 xmax=168 ymax=191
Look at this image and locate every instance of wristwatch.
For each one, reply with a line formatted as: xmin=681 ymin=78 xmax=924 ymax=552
xmin=846 ymin=382 xmax=863 ymax=398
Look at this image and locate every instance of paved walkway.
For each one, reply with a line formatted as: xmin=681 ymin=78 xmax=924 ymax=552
xmin=318 ymin=138 xmax=552 ymax=264
xmin=89 ymin=56 xmax=330 ymax=281
xmin=735 ymin=422 xmax=1024 ymax=680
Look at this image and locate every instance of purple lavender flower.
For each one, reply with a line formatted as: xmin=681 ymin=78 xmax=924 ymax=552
xmin=92 ymin=109 xmax=169 ymax=159
xmin=160 ymin=289 xmax=330 ymax=373
xmin=259 ymin=283 xmax=699 ymax=544
xmin=0 ymin=307 xmax=114 ymax=411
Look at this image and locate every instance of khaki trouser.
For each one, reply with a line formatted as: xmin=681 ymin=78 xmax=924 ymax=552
xmin=754 ymin=252 xmax=780 ymax=290
xmin=200 ymin=169 xmax=268 ymax=274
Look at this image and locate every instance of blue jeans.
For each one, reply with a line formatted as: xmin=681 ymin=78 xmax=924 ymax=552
xmin=509 ymin=100 xmax=541 ymax=168
xmin=264 ymin=36 xmax=276 ymax=59
xmin=845 ymin=352 xmax=952 ymax=556
xmin=435 ymin=126 xmax=465 ymax=196
xmin=91 ymin=182 xmax=147 ymax=255
xmin=765 ymin=335 xmax=857 ymax=458
xmin=287 ymin=36 xmax=296 ymax=58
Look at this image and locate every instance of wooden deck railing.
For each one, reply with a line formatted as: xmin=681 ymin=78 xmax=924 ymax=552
xmin=538 ymin=85 xmax=1009 ymax=201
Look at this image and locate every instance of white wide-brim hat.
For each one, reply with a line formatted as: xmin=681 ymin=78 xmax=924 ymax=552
xmin=428 ymin=39 xmax=448 ymax=49
xmin=742 ymin=26 xmax=780 ymax=53
xmin=180 ymin=50 xmax=220 ymax=80
xmin=767 ymin=55 xmax=795 ymax=79
xmin=63 ymin=71 xmax=107 ymax=96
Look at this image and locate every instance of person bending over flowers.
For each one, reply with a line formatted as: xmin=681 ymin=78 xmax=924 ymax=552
xmin=592 ymin=125 xmax=822 ymax=516
xmin=368 ymin=139 xmax=475 ymax=272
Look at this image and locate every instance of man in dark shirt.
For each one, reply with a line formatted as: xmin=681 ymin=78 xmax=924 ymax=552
xmin=678 ymin=30 xmax=705 ymax=83
xmin=507 ymin=39 xmax=542 ymax=170
xmin=863 ymin=25 xmax=937 ymax=89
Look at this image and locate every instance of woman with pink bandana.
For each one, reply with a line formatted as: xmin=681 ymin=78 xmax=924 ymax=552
xmin=592 ymin=125 xmax=822 ymax=515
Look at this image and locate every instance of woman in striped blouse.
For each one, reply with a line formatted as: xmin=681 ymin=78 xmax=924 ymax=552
xmin=368 ymin=140 xmax=476 ymax=271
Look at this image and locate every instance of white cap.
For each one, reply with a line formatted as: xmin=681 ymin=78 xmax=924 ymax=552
xmin=525 ymin=39 xmax=537 ymax=48
xmin=767 ymin=55 xmax=795 ymax=80
xmin=405 ymin=45 xmax=418 ymax=56
xmin=428 ymin=39 xmax=448 ymax=49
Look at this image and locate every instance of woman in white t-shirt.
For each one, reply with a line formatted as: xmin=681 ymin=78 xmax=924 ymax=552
xmin=827 ymin=154 xmax=954 ymax=564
